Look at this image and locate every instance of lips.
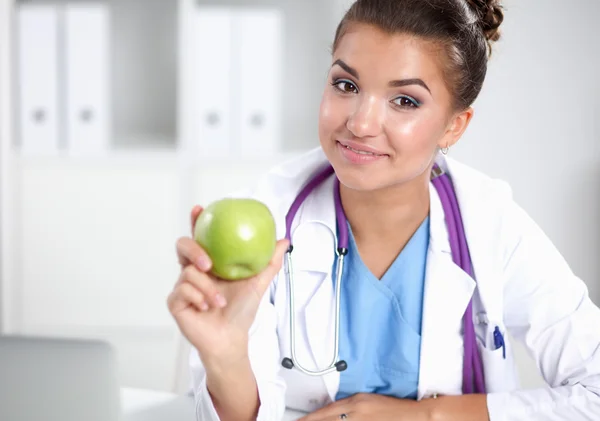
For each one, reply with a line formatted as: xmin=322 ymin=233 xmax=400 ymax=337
xmin=337 ymin=140 xmax=388 ymax=156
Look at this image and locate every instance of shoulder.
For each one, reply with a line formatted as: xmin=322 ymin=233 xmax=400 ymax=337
xmin=441 ymin=155 xmax=520 ymax=231
xmin=440 ymin=155 xmax=534 ymax=262
xmin=442 ymin=156 xmax=571 ymax=287
xmin=441 ymin=155 xmax=514 ymax=207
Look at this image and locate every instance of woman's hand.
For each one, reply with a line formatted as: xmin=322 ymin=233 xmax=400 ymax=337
xmin=167 ymin=205 xmax=289 ymax=365
xmin=298 ymin=394 xmax=430 ymax=421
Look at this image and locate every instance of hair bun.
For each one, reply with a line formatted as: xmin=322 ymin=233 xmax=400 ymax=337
xmin=466 ymin=0 xmax=504 ymax=42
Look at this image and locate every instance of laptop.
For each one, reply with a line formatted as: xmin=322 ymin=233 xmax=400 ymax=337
xmin=0 ymin=335 xmax=122 ymax=421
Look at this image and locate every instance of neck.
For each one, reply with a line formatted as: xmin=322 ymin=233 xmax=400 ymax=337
xmin=339 ymin=173 xmax=431 ymax=246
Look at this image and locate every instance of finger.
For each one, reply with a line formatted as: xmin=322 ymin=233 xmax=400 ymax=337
xmin=299 ymin=411 xmax=353 ymax=421
xmin=167 ymin=281 xmax=209 ymax=314
xmin=182 ymin=265 xmax=227 ymax=309
xmin=176 ymin=237 xmax=212 ymax=272
xmin=254 ymin=238 xmax=290 ymax=293
xmin=297 ymin=398 xmax=355 ymax=421
xmin=190 ymin=205 xmax=203 ymax=235
xmin=314 ymin=416 xmax=348 ymax=421
xmin=299 ymin=408 xmax=353 ymax=421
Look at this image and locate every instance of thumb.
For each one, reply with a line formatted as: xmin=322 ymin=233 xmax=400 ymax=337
xmin=254 ymin=238 xmax=290 ymax=294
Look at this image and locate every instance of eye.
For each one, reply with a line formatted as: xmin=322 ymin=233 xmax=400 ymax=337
xmin=332 ymin=79 xmax=358 ymax=94
xmin=392 ymin=95 xmax=420 ymax=108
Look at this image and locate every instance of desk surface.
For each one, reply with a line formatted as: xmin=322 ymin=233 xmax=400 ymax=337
xmin=121 ymin=388 xmax=306 ymax=421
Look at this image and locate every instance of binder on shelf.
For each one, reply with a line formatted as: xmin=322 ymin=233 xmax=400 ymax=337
xmin=64 ymin=4 xmax=111 ymax=156
xmin=235 ymin=9 xmax=283 ymax=157
xmin=192 ymin=7 xmax=233 ymax=158
xmin=17 ymin=5 xmax=60 ymax=155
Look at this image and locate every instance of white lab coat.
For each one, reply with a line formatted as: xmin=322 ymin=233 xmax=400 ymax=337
xmin=190 ymin=147 xmax=600 ymax=421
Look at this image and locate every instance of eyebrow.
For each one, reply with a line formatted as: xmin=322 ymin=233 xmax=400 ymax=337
xmin=333 ymin=59 xmax=359 ymax=79
xmin=389 ymin=78 xmax=431 ymax=94
xmin=332 ymin=59 xmax=432 ymax=95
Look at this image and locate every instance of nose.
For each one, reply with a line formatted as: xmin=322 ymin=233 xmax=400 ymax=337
xmin=346 ymin=94 xmax=384 ymax=138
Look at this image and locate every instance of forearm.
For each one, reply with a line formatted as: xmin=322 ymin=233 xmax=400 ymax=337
xmin=205 ymin=354 xmax=260 ymax=421
xmin=422 ymin=394 xmax=490 ymax=421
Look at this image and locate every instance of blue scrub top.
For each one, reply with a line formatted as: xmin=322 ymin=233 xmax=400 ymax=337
xmin=334 ymin=216 xmax=430 ymax=400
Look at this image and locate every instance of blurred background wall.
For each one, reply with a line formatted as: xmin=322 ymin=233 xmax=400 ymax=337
xmin=1 ymin=0 xmax=598 ymax=394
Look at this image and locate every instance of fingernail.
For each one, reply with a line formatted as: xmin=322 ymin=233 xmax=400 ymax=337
xmin=215 ymin=293 xmax=227 ymax=308
xmin=197 ymin=256 xmax=211 ymax=271
xmin=200 ymin=302 xmax=209 ymax=312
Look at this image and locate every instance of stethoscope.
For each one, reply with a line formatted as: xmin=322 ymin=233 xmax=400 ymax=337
xmin=279 ymin=163 xmax=488 ymax=395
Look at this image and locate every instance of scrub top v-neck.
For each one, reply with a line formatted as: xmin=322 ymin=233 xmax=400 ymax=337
xmin=334 ymin=216 xmax=430 ymax=400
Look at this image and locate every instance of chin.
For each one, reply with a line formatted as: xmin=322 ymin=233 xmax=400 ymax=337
xmin=329 ymin=155 xmax=431 ymax=195
xmin=339 ymin=179 xmax=382 ymax=193
xmin=331 ymin=164 xmax=388 ymax=192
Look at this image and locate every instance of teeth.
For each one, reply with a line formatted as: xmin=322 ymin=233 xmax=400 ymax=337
xmin=344 ymin=145 xmax=378 ymax=155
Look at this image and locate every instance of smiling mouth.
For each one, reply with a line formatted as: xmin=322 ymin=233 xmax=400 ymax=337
xmin=338 ymin=141 xmax=387 ymax=156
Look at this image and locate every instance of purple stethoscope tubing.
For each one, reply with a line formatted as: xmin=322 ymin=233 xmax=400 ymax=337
xmin=281 ymin=163 xmax=486 ymax=394
xmin=431 ymin=166 xmax=486 ymax=394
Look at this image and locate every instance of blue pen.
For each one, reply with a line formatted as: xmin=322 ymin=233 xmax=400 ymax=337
xmin=493 ymin=326 xmax=506 ymax=359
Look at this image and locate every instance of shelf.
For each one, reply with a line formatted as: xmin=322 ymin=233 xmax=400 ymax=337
xmin=12 ymin=0 xmax=341 ymax=157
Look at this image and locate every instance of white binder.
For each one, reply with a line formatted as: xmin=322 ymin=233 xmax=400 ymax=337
xmin=192 ymin=7 xmax=233 ymax=158
xmin=17 ymin=5 xmax=60 ymax=155
xmin=235 ymin=9 xmax=283 ymax=157
xmin=64 ymin=4 xmax=111 ymax=156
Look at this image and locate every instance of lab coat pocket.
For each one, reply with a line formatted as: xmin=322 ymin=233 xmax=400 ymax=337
xmin=476 ymin=323 xmax=520 ymax=393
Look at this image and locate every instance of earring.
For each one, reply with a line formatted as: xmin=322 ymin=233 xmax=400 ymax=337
xmin=441 ymin=145 xmax=449 ymax=155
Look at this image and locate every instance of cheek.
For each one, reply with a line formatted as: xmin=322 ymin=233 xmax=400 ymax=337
xmin=386 ymin=110 xmax=444 ymax=152
xmin=319 ymin=92 xmax=348 ymax=136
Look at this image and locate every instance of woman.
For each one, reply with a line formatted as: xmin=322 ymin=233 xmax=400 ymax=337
xmin=168 ymin=0 xmax=600 ymax=420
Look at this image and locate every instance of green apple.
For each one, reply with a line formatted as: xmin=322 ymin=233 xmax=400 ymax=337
xmin=193 ymin=198 xmax=277 ymax=281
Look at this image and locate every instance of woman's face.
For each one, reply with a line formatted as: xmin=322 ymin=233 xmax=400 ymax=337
xmin=319 ymin=23 xmax=471 ymax=192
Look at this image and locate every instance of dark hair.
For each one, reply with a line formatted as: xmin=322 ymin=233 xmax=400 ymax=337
xmin=332 ymin=0 xmax=504 ymax=111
